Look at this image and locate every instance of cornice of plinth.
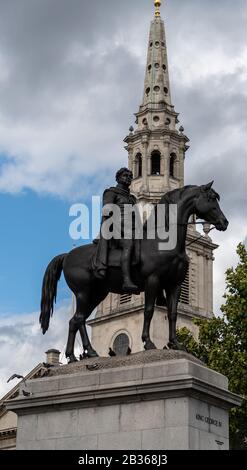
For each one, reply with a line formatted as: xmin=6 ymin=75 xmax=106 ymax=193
xmin=6 ymin=354 xmax=242 ymax=415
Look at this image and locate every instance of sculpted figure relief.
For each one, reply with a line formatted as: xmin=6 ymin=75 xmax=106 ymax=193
xmin=39 ymin=172 xmax=228 ymax=363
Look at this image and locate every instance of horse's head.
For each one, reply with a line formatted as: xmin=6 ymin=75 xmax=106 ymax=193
xmin=194 ymin=182 xmax=229 ymax=231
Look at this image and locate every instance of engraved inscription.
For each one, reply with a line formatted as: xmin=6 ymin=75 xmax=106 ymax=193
xmin=196 ymin=414 xmax=222 ymax=427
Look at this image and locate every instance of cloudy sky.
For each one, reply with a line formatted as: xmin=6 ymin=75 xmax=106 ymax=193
xmin=0 ymin=0 xmax=247 ymax=397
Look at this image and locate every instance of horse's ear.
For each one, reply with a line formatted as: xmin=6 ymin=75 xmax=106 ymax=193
xmin=201 ymin=181 xmax=214 ymax=191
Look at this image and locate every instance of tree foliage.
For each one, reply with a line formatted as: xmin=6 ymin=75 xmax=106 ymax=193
xmin=177 ymin=243 xmax=247 ymax=449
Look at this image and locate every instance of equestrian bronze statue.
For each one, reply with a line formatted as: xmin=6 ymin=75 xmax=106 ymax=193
xmin=40 ymin=178 xmax=228 ymax=363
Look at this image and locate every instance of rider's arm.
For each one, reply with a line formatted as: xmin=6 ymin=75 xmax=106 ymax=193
xmin=102 ymin=189 xmax=115 ymax=216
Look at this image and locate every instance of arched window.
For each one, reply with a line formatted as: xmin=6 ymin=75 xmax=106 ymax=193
xmin=151 ymin=151 xmax=161 ymax=175
xmin=170 ymin=153 xmax=176 ymax=178
xmin=113 ymin=333 xmax=130 ymax=356
xmin=136 ymin=153 xmax=142 ymax=178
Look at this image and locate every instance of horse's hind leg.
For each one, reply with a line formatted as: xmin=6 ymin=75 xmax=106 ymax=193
xmin=65 ymin=291 xmax=91 ymax=363
xmin=65 ymin=321 xmax=78 ymax=364
xmin=66 ymin=289 xmax=108 ymax=363
xmin=78 ymin=289 xmax=108 ymax=358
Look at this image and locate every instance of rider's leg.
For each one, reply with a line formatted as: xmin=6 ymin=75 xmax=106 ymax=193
xmin=121 ymin=240 xmax=139 ymax=292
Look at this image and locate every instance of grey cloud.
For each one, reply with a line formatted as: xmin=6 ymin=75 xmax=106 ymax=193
xmin=0 ymin=322 xmax=33 ymax=338
xmin=174 ymin=71 xmax=247 ymax=146
xmin=166 ymin=0 xmax=247 ymax=52
xmin=0 ymin=0 xmax=141 ymax=120
xmin=169 ymin=69 xmax=247 ymax=221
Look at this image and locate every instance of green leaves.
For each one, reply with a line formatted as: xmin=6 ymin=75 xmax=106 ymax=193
xmin=177 ymin=243 xmax=247 ymax=449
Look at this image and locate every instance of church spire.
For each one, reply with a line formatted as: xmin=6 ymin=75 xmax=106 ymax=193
xmin=142 ymin=0 xmax=171 ymax=108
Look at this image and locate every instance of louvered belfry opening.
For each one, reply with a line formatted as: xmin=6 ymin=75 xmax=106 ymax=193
xmin=120 ymin=294 xmax=132 ymax=305
xmin=180 ymin=269 xmax=190 ymax=305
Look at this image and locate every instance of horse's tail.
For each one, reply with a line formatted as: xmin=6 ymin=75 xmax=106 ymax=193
xmin=39 ymin=254 xmax=66 ymax=334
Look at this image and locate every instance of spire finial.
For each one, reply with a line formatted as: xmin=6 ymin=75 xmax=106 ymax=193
xmin=154 ymin=0 xmax=161 ymax=17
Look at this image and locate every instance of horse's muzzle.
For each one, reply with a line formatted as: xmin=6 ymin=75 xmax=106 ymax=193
xmin=215 ymin=218 xmax=229 ymax=231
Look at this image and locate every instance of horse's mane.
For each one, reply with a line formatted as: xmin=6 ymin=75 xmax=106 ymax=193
xmin=159 ymin=184 xmax=220 ymax=205
xmin=159 ymin=185 xmax=197 ymax=205
xmin=142 ymin=186 xmax=196 ymax=233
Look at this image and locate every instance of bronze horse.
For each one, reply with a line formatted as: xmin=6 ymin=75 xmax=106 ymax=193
xmin=40 ymin=182 xmax=228 ymax=363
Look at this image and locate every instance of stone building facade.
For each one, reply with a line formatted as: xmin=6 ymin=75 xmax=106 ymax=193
xmin=89 ymin=2 xmax=217 ymax=356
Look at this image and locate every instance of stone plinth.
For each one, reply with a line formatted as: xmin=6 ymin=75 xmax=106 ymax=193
xmin=6 ymin=350 xmax=241 ymax=450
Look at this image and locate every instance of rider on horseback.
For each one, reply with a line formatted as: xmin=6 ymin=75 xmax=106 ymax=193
xmin=92 ymin=167 xmax=139 ymax=293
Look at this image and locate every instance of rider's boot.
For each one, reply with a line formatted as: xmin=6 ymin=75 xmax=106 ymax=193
xmin=122 ymin=276 xmax=140 ymax=293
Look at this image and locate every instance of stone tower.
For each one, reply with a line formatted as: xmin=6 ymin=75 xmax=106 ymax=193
xmin=89 ymin=1 xmax=217 ymax=356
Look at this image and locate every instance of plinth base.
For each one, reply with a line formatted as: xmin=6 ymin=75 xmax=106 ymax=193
xmin=6 ymin=350 xmax=241 ymax=450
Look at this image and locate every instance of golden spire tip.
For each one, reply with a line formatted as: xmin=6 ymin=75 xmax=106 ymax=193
xmin=154 ymin=0 xmax=161 ymax=17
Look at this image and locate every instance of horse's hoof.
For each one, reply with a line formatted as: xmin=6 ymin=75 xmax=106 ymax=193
xmin=67 ymin=354 xmax=78 ymax=364
xmin=144 ymin=340 xmax=157 ymax=350
xmin=167 ymin=341 xmax=187 ymax=352
xmin=84 ymin=349 xmax=99 ymax=358
xmin=122 ymin=283 xmax=140 ymax=294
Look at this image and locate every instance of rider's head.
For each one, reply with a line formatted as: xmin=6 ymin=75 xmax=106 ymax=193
xmin=116 ymin=168 xmax=133 ymax=187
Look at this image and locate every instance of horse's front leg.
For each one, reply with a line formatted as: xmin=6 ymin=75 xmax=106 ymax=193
xmin=142 ymin=275 xmax=159 ymax=350
xmin=166 ymin=285 xmax=186 ymax=351
xmin=65 ymin=313 xmax=81 ymax=363
xmin=78 ymin=325 xmax=99 ymax=358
